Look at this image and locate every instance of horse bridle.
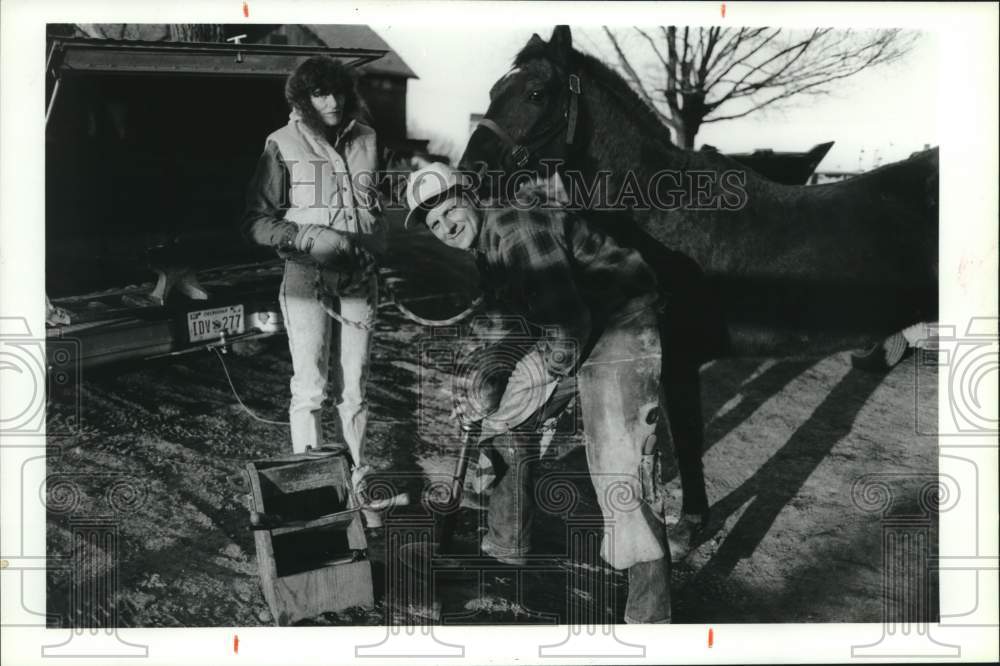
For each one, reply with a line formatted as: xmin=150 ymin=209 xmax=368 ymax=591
xmin=476 ymin=73 xmax=581 ymax=169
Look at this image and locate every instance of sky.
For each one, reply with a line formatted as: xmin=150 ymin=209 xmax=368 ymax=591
xmin=377 ymin=24 xmax=938 ymax=173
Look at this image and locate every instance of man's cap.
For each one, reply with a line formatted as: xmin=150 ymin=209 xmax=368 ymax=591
xmin=404 ymin=162 xmax=472 ymax=229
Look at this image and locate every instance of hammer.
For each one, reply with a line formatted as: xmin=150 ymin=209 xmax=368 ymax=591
xmin=395 ymin=422 xmax=479 ymax=572
xmin=436 ymin=422 xmax=477 ymax=552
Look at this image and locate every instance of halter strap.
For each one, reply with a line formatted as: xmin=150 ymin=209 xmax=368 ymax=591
xmin=566 ymin=74 xmax=581 ymax=145
xmin=476 ymin=72 xmax=582 ymax=169
xmin=477 ymin=117 xmax=529 ymax=167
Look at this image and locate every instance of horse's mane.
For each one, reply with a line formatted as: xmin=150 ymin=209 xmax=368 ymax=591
xmin=514 ymin=40 xmax=680 ymax=156
xmin=513 ymin=37 xmax=940 ymax=196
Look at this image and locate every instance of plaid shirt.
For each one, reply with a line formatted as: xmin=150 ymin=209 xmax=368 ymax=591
xmin=472 ymin=197 xmax=658 ymax=378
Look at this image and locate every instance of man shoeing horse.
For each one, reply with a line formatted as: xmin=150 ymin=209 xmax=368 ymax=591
xmin=404 ymin=162 xmax=673 ymax=623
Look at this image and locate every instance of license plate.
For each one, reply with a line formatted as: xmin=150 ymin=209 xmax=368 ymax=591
xmin=187 ymin=304 xmax=245 ymax=343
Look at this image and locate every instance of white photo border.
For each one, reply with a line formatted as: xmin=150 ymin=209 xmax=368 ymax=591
xmin=2 ymin=1 xmax=997 ymax=664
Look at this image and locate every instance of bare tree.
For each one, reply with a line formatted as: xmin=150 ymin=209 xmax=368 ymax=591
xmin=595 ymin=27 xmax=918 ymax=149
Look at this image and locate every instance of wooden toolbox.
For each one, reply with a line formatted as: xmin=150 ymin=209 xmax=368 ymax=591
xmin=245 ymin=448 xmax=374 ymax=626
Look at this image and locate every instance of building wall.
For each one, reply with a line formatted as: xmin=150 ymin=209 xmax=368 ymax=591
xmin=358 ymin=75 xmax=408 ymax=143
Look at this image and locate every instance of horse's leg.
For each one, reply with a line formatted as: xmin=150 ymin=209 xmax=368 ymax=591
xmin=657 ymin=317 xmax=710 ymax=562
xmin=654 ymin=263 xmax=714 ymax=559
xmin=662 ymin=348 xmax=709 ymax=521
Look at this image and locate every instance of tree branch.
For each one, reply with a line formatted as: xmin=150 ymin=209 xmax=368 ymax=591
xmin=602 ymin=27 xmax=677 ymax=125
xmin=705 ymin=27 xmax=782 ymax=90
xmin=635 ymin=26 xmax=669 ymax=71
xmin=665 ymin=26 xmax=681 ymax=111
xmin=592 ymin=26 xmax=917 ymax=146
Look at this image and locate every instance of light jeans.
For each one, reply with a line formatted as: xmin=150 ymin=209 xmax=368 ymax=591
xmin=278 ymin=259 xmax=377 ymax=462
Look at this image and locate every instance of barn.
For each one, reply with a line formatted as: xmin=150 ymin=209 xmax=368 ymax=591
xmin=55 ymin=23 xmax=430 ymax=160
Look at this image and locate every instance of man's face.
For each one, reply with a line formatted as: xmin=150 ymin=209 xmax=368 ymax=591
xmin=425 ymin=196 xmax=481 ymax=250
xmin=309 ymin=90 xmax=346 ymax=127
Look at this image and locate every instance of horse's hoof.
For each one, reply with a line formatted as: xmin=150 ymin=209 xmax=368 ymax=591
xmin=666 ymin=513 xmax=707 ymax=561
xmin=851 ymin=332 xmax=909 ymax=371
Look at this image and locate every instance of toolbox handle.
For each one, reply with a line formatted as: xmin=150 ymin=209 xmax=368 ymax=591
xmin=227 ymin=471 xmax=250 ymax=491
xmin=249 ymin=493 xmax=409 ymax=533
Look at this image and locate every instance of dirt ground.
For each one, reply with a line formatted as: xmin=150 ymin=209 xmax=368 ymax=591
xmin=45 ymin=217 xmax=939 ymax=627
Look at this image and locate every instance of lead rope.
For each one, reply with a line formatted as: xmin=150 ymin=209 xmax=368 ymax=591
xmin=217 ymin=264 xmax=486 ymax=426
xmin=313 ymin=268 xmax=377 ymax=330
xmin=313 ymin=266 xmax=484 ymax=329
xmin=386 ymin=286 xmax=484 ymax=327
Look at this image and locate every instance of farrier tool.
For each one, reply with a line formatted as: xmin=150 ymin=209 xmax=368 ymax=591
xmin=396 ymin=421 xmax=479 ymax=573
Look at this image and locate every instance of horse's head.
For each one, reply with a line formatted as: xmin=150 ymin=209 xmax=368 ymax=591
xmin=460 ymin=25 xmax=581 ymax=197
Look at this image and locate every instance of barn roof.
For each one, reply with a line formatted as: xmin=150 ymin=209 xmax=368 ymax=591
xmin=302 ymin=25 xmax=417 ymax=79
xmin=56 ymin=23 xmax=418 ymax=80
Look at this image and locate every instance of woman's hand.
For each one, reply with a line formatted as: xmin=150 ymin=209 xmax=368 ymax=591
xmin=294 ymin=224 xmax=370 ymax=271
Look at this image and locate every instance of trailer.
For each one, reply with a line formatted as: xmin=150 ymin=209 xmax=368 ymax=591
xmin=700 ymin=141 xmax=835 ymax=186
xmin=44 ymin=35 xmax=387 ymax=370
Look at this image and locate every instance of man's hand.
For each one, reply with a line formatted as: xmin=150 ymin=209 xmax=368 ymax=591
xmin=448 ymin=379 xmax=503 ymax=427
xmin=451 ymin=355 xmax=510 ymax=426
xmin=478 ymin=348 xmax=561 ymax=437
xmin=449 ymin=401 xmax=473 ymax=429
xmin=294 ymin=224 xmax=366 ymax=270
xmin=451 ymin=389 xmax=494 ymax=429
xmin=351 ymin=464 xmax=373 ymax=505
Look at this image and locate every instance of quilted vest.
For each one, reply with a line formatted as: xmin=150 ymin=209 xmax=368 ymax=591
xmin=266 ymin=112 xmax=383 ymax=239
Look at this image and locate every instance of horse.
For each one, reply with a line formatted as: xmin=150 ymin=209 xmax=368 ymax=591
xmin=459 ymin=25 xmax=939 ymax=548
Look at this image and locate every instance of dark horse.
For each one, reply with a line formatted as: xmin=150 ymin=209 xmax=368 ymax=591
xmin=460 ymin=26 xmax=938 ymax=546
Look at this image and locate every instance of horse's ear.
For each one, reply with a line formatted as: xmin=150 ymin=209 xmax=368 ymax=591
xmin=526 ymin=33 xmax=545 ymax=50
xmin=549 ymin=25 xmax=573 ymax=61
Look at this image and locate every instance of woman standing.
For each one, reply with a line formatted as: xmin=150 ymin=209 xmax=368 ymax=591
xmin=242 ymin=56 xmax=384 ymax=475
